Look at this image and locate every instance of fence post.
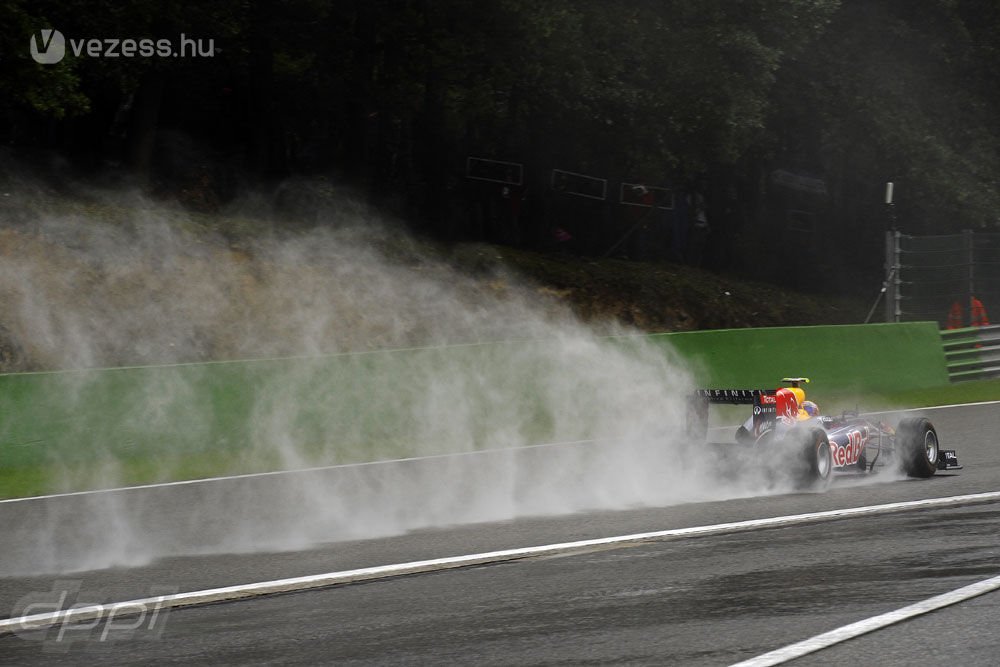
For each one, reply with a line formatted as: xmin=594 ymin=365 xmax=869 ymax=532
xmin=884 ymin=231 xmax=892 ymax=323
xmin=884 ymin=230 xmax=901 ymax=323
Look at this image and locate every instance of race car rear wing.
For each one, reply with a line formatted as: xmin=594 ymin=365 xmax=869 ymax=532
xmin=686 ymin=388 xmax=778 ymax=442
xmin=693 ymin=389 xmax=775 ymax=404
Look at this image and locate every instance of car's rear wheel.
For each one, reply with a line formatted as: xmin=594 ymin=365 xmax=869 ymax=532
xmin=757 ymin=426 xmax=832 ymax=490
xmin=795 ymin=427 xmax=832 ymax=490
xmin=897 ymin=417 xmax=938 ymax=478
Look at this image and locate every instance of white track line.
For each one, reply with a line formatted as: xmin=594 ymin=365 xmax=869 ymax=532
xmin=0 ymin=438 xmax=600 ymax=505
xmin=6 ymin=399 xmax=995 ymax=504
xmin=3 ymin=491 xmax=999 ymax=635
xmin=731 ymin=573 xmax=1000 ymax=666
xmin=865 ymin=398 xmax=1000 ymax=415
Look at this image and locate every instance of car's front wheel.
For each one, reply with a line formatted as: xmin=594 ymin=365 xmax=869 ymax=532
xmin=897 ymin=417 xmax=939 ymax=478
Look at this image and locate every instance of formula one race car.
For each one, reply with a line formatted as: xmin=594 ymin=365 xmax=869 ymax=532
xmin=687 ymin=378 xmax=962 ymax=488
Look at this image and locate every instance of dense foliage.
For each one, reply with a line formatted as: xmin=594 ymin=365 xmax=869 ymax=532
xmin=1 ymin=0 xmax=998 ymax=289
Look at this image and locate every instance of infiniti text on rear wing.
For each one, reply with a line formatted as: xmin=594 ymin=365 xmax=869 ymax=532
xmin=687 ymin=388 xmax=778 ymax=442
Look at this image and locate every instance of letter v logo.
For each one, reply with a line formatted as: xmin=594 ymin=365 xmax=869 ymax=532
xmin=30 ymin=29 xmax=66 ymax=64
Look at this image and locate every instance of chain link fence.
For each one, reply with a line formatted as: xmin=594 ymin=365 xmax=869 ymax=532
xmin=885 ymin=231 xmax=1000 ymax=328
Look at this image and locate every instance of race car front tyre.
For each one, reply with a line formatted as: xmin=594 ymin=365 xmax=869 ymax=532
xmin=897 ymin=417 xmax=939 ymax=478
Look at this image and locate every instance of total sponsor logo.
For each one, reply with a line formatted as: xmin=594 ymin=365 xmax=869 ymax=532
xmin=760 ymin=395 xmax=777 ymax=405
xmin=830 ymin=430 xmax=865 ymax=467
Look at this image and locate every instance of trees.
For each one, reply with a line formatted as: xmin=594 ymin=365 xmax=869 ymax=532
xmin=0 ymin=2 xmax=89 ymax=127
xmin=771 ymin=0 xmax=1000 ymax=232
xmin=1 ymin=0 xmax=998 ymax=282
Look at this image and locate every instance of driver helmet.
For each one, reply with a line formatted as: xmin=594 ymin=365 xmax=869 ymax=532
xmin=802 ymin=400 xmax=819 ymax=417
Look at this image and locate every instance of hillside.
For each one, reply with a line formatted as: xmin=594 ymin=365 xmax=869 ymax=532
xmin=447 ymin=244 xmax=868 ymax=333
xmin=0 ymin=189 xmax=870 ymax=375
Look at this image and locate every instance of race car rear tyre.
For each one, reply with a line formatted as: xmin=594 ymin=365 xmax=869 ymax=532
xmin=797 ymin=427 xmax=832 ymax=489
xmin=778 ymin=427 xmax=831 ymax=490
xmin=897 ymin=417 xmax=938 ymax=478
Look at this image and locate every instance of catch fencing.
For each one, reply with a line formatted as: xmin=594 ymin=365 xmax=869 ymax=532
xmin=884 ymin=230 xmax=1000 ymax=328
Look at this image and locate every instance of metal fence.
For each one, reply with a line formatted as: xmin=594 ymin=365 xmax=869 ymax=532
xmin=941 ymin=325 xmax=1000 ymax=381
xmin=884 ymin=231 xmax=1000 ymax=328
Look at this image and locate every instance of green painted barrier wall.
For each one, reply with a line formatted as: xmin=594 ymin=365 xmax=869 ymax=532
xmin=0 ymin=342 xmax=558 ymax=468
xmin=647 ymin=322 xmax=948 ymax=394
xmin=0 ymin=322 xmax=949 ymax=496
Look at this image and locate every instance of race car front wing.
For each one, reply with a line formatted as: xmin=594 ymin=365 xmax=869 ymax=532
xmin=938 ymin=449 xmax=963 ymax=470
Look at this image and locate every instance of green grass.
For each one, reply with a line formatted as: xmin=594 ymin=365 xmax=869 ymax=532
xmin=837 ymin=378 xmax=1000 ymax=412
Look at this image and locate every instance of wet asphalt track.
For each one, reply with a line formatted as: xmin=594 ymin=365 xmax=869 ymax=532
xmin=1 ymin=403 xmax=999 ymax=665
